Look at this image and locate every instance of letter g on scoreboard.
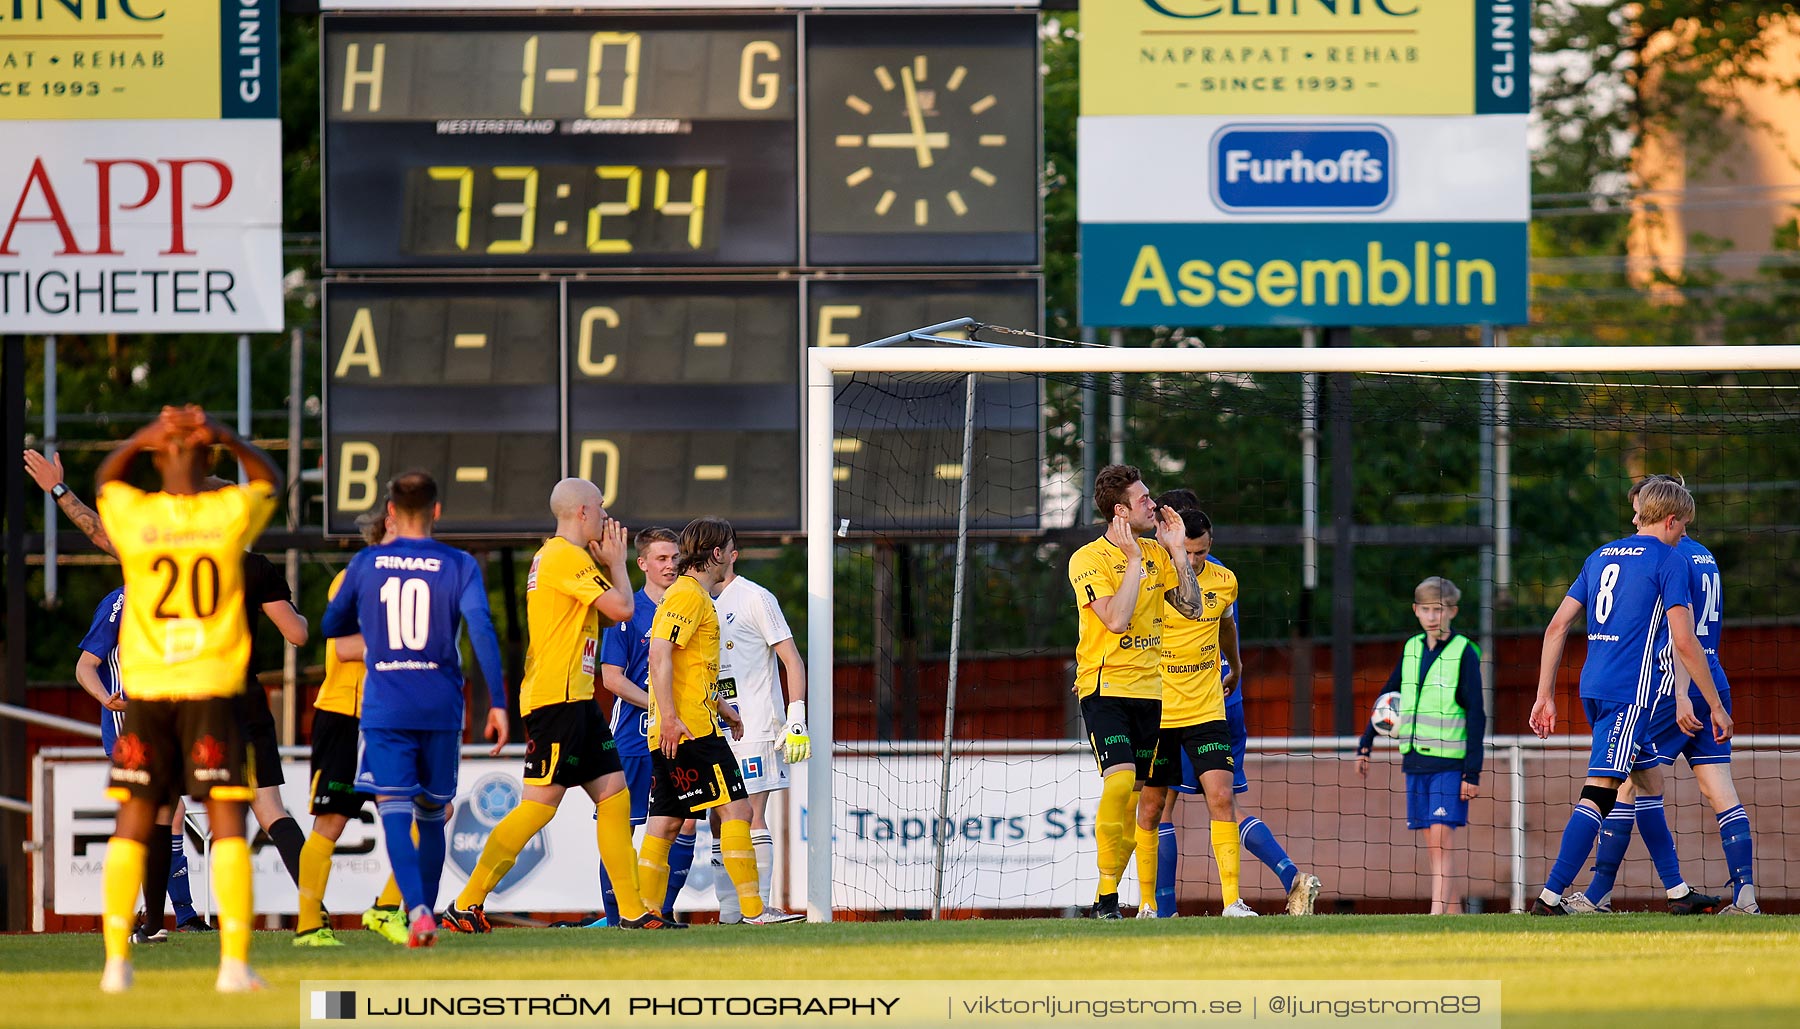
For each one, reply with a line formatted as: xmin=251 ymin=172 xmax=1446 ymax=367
xmin=1212 ymin=124 xmax=1395 ymax=215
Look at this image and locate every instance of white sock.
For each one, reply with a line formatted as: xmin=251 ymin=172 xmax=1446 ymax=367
xmin=1539 ymin=888 xmax=1562 ymax=907
xmin=751 ymin=830 xmax=774 ymax=907
xmin=1667 ymin=883 xmax=1691 ymax=900
xmin=1736 ymin=883 xmax=1757 ymax=908
xmin=712 ymin=841 xmax=740 ymax=921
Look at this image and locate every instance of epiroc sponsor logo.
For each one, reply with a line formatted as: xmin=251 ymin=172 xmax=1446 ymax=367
xmin=1214 ymin=125 xmax=1392 ymax=213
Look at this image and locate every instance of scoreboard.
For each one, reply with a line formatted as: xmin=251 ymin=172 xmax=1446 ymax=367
xmin=321 ymin=4 xmax=1043 ymax=536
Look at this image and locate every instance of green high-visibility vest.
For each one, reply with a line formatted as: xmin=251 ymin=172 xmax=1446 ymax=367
xmin=1398 ymin=634 xmax=1475 ymax=760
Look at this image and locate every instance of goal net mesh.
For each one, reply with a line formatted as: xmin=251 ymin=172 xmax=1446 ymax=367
xmin=822 ymin=356 xmax=1800 ymax=916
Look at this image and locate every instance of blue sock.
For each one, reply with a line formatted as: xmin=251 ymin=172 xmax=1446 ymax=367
xmin=1155 ymin=822 xmax=1179 ymax=917
xmin=599 ymin=860 xmax=620 ymax=924
xmin=167 ymin=829 xmax=197 ymax=923
xmin=1240 ymin=816 xmax=1298 ymax=892
xmin=413 ymin=801 xmax=448 ymax=912
xmin=1546 ymin=804 xmax=1605 ymax=896
xmin=1585 ymin=808 xmax=1635 ymax=903
xmin=1634 ymin=796 xmax=1684 ymax=890
xmin=1716 ymin=805 xmax=1755 ymax=905
xmin=379 ymin=800 xmax=424 ymax=914
xmin=665 ymin=832 xmax=696 ymax=913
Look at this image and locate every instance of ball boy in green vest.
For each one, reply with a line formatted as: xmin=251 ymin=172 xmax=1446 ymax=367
xmin=1356 ymin=576 xmax=1487 ymax=914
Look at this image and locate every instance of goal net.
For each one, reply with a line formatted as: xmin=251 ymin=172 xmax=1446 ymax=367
xmin=800 ymin=338 xmax=1800 ymax=919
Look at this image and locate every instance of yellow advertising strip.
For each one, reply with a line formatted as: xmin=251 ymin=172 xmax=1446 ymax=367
xmin=0 ymin=2 xmax=221 ymax=120
xmin=300 ymin=978 xmax=1502 ymax=1027
xmin=1081 ymin=0 xmax=1477 ymax=117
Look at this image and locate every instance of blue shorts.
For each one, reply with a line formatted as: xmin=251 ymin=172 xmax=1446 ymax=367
xmin=1406 ymin=770 xmax=1468 ymax=830
xmin=355 ymin=726 xmax=461 ymax=804
xmin=620 ymin=752 xmax=652 ymax=826
xmin=1642 ymin=688 xmax=1733 ymax=769
xmin=1582 ymin=698 xmax=1654 ymax=779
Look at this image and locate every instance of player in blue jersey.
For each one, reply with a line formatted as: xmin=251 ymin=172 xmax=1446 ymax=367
xmin=320 ymin=471 xmax=510 ymax=947
xmin=75 ymin=587 xmax=209 ymax=939
xmin=594 ymin=526 xmax=694 ymax=924
xmin=1151 ymin=490 xmax=1321 ymax=917
xmin=1567 ymin=475 xmax=1755 ymax=914
xmin=1528 ymin=476 xmax=1732 ymax=915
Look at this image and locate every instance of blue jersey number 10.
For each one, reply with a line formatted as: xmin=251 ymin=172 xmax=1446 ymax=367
xmin=379 ymin=576 xmax=433 ymax=651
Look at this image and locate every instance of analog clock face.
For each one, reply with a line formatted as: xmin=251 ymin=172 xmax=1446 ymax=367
xmin=806 ymin=18 xmax=1038 ymax=262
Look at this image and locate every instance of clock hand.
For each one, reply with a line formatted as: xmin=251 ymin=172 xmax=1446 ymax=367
xmin=900 ymin=66 xmax=933 ymax=170
xmin=866 ymin=132 xmax=949 ymax=149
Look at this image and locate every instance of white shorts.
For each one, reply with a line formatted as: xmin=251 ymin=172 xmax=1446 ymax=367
xmin=728 ymin=737 xmax=789 ymax=795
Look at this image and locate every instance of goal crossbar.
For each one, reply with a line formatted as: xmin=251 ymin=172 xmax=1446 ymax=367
xmin=801 ymin=340 xmax=1800 ymax=921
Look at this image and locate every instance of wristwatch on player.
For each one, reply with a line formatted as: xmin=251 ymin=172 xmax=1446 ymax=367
xmin=50 ymin=483 xmax=69 ymax=501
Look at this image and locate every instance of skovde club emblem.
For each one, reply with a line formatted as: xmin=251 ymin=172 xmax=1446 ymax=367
xmin=448 ymin=773 xmax=548 ymax=892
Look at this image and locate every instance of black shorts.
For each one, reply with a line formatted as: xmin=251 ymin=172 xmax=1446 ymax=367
xmin=107 ymin=696 xmax=252 ymax=806
xmin=309 ymin=709 xmax=372 ymax=817
xmin=231 ymin=685 xmax=284 ymax=788
xmin=1080 ymin=693 xmax=1162 ymax=779
xmin=648 ymin=733 xmax=747 ymax=819
xmin=1147 ymin=720 xmax=1234 ymax=790
xmin=524 ymin=700 xmax=624 ymax=788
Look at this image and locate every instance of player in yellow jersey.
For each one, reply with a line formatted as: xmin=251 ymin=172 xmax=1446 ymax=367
xmin=294 ymin=509 xmax=410 ymax=946
xmin=636 ymin=517 xmax=789 ymax=924
xmin=1067 ymin=464 xmax=1204 ymax=919
xmin=446 ymin=478 xmax=684 ymax=932
xmin=1151 ymin=491 xmax=1321 ymax=918
xmin=94 ymin=406 xmax=280 ymax=994
xmin=1142 ymin=502 xmax=1254 ymax=917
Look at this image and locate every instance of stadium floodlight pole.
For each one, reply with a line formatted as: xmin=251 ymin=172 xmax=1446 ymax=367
xmin=41 ymin=336 xmax=56 ymax=607
xmin=929 ymin=373 xmax=980 ymax=920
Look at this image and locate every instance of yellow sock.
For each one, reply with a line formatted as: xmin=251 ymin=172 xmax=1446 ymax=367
xmin=596 ymin=791 xmax=646 ymax=921
xmin=1135 ymin=823 xmax=1160 ymax=914
xmin=297 ymin=834 xmax=336 ymax=933
xmin=456 ymin=799 xmax=556 ymax=908
xmin=102 ymin=837 xmax=146 ymax=962
xmin=1095 ymin=770 xmax=1136 ymax=894
xmin=213 ymin=836 xmax=254 ymax=963
xmin=1118 ymin=788 xmax=1143 ymax=876
xmin=637 ymin=834 xmax=673 ymax=916
xmin=719 ymin=819 xmax=763 ymax=920
xmin=1211 ymin=820 xmax=1242 ymax=907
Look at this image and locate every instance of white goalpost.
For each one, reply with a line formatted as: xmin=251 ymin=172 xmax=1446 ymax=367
xmin=802 ymin=339 xmax=1800 ymax=922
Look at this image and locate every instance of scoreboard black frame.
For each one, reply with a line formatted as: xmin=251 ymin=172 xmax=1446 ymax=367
xmin=323 ymin=275 xmax=1045 ymax=536
xmin=321 ymin=10 xmax=1042 ymax=271
xmin=320 ymin=6 xmax=1044 ymax=538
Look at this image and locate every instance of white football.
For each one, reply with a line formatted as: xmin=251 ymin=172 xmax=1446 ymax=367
xmin=1371 ymin=691 xmax=1402 ymax=737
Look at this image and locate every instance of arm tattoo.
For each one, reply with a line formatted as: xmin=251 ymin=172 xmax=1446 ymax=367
xmin=59 ymin=494 xmax=116 ymax=558
xmin=1165 ymin=560 xmax=1205 ymax=620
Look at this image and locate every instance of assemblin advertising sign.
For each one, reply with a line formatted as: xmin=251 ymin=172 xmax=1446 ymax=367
xmin=1078 ymin=0 xmax=1529 ymax=328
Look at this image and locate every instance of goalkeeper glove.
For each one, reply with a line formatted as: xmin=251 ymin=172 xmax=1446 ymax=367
xmin=783 ymin=701 xmax=811 ymax=763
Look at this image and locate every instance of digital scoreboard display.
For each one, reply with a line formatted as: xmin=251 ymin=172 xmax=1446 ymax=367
xmin=321 ymin=7 xmax=1042 ymax=536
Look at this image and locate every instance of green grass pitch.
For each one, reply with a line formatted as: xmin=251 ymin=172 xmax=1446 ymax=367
xmin=3 ymin=916 xmax=1797 ymax=1028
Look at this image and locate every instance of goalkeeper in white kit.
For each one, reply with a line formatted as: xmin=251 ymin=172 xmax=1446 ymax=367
xmin=708 ymin=540 xmax=810 ymax=923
